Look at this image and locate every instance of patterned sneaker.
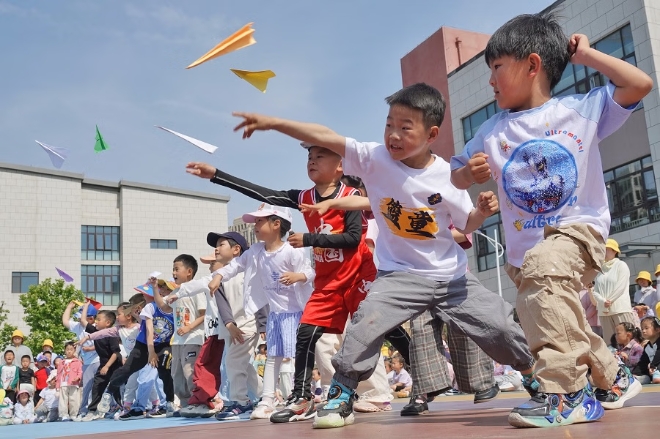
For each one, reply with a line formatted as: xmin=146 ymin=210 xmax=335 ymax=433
xmin=312 ymin=381 xmax=356 ymax=429
xmin=594 ymin=365 xmax=642 ymax=410
xmin=400 ymin=394 xmax=429 ymax=416
xmin=250 ymin=402 xmax=274 ymax=419
xmin=508 ymin=383 xmax=604 ymax=428
xmin=270 ymin=394 xmax=316 ymax=423
xmin=119 ymin=408 xmax=146 ymax=421
xmin=97 ymin=393 xmax=114 ymax=415
xmin=146 ymin=407 xmax=167 ymax=418
xmin=215 ymin=401 xmax=253 ymax=421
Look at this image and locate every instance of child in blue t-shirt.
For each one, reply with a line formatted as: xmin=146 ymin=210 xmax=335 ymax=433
xmin=450 ymin=11 xmax=652 ymax=429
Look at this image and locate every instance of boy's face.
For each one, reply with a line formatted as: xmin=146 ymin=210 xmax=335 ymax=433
xmin=12 ymin=336 xmax=22 ymax=346
xmin=4 ymin=352 xmax=13 ymax=365
xmin=312 ymin=370 xmax=321 ymax=381
xmin=44 ymin=352 xmax=52 ymax=363
xmin=65 ymin=345 xmax=76 ymax=358
xmin=384 ymin=104 xmax=437 ymax=168
xmin=172 ymin=261 xmax=193 ymax=285
xmin=21 ymin=357 xmax=29 ymax=368
xmin=95 ymin=314 xmax=111 ymax=330
xmin=307 ymin=146 xmax=342 ymax=185
xmin=488 ymin=55 xmax=534 ymax=111
xmin=86 ymin=316 xmax=96 ymax=325
xmin=215 ymin=238 xmax=239 ymax=265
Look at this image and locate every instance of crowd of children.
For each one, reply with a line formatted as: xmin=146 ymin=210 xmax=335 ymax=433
xmin=1 ymin=8 xmax=658 ymax=433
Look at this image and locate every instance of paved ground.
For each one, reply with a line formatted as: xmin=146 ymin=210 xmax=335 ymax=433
xmin=8 ymin=386 xmax=660 ymax=439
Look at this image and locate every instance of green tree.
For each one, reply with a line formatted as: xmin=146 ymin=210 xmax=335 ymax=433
xmin=19 ymin=278 xmax=85 ymax=354
xmin=0 ymin=301 xmax=17 ymax=349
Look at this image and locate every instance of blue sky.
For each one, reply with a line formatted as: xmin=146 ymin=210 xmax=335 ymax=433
xmin=0 ymin=0 xmax=553 ymax=230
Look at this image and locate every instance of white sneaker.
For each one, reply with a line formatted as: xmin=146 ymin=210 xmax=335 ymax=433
xmin=250 ymin=403 xmax=274 ymax=420
xmin=97 ymin=393 xmax=113 ymax=414
xmin=166 ymin=402 xmax=176 ymax=418
xmin=81 ymin=412 xmax=100 ymax=422
xmin=72 ymin=415 xmax=83 ymax=422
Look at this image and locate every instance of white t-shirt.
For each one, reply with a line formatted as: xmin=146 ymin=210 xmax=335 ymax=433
xmin=451 ymin=83 xmax=635 ymax=268
xmin=0 ymin=365 xmax=17 ymax=389
xmin=344 ymin=138 xmax=472 ymax=281
xmin=118 ymin=325 xmax=139 ymax=358
xmin=68 ymin=320 xmax=99 ymax=365
xmin=39 ymin=387 xmax=58 ymax=409
xmin=171 ymin=292 xmax=206 ymax=346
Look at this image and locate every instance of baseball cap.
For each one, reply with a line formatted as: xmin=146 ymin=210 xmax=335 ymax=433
xmin=36 ymin=353 xmax=49 ymax=363
xmin=206 ymin=231 xmax=249 ymax=253
xmin=300 ymin=141 xmax=315 ymax=149
xmin=200 ymin=254 xmax=217 ymax=264
xmin=242 ymin=203 xmax=293 ymax=224
xmin=157 ymin=279 xmax=178 ymax=291
xmin=134 ymin=284 xmax=154 ymax=297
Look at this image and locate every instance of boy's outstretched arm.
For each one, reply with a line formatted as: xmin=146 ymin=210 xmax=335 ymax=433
xmin=456 ymin=191 xmax=499 ymax=235
xmin=233 ymin=112 xmax=347 ymax=157
xmin=300 ymin=195 xmax=372 ymax=216
xmin=570 ymin=34 xmax=653 ymax=108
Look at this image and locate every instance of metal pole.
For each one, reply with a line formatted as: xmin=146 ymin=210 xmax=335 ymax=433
xmin=494 ymin=228 xmax=503 ymax=298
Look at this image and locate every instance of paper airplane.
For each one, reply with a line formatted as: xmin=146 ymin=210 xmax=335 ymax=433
xmin=187 ymin=22 xmax=256 ymax=69
xmin=148 ymin=271 xmax=162 ymax=279
xmin=94 ymin=125 xmax=109 ymax=153
xmin=230 ymin=69 xmax=276 ymax=93
xmin=73 ymin=298 xmax=103 ymax=310
xmin=156 ymin=126 xmax=218 ymax=154
xmin=36 ymin=141 xmax=68 ymax=169
xmin=55 ymin=267 xmax=74 ymax=283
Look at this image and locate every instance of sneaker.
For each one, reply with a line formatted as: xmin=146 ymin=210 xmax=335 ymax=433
xmin=312 ymin=381 xmax=356 ymax=429
xmin=166 ymin=402 xmax=177 ymax=418
xmin=215 ymin=401 xmax=253 ymax=421
xmin=97 ymin=393 xmax=114 ymax=415
xmin=119 ymin=408 xmax=146 ymax=421
xmin=523 ymin=376 xmax=541 ymax=398
xmin=81 ymin=411 xmax=101 ymax=422
xmin=473 ymin=383 xmax=500 ymax=403
xmin=60 ymin=416 xmax=71 ymax=422
xmin=508 ymin=384 xmax=604 ymax=428
xmin=180 ymin=404 xmax=218 ymax=418
xmin=270 ymin=394 xmax=316 ymax=423
xmin=595 ymin=365 xmax=642 ymax=410
xmin=400 ymin=394 xmax=429 ymax=416
xmin=72 ymin=415 xmax=83 ymax=422
xmin=146 ymin=407 xmax=167 ymax=418
xmin=250 ymin=402 xmax=274 ymax=419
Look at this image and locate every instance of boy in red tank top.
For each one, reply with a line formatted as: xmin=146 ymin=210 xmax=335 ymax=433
xmin=185 ymin=143 xmax=376 ymax=423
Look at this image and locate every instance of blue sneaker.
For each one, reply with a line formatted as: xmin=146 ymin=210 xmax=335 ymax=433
xmin=508 ymin=383 xmax=604 ymax=428
xmin=215 ymin=401 xmax=253 ymax=421
xmin=595 ymin=364 xmax=642 ymax=410
xmin=312 ymin=381 xmax=356 ymax=429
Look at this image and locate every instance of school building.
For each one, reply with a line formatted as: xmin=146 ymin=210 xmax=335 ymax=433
xmin=0 ymin=162 xmax=229 ymax=331
xmin=402 ymin=0 xmax=660 ymax=303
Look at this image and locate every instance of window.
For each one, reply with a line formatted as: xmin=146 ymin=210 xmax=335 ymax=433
xmin=82 ymin=226 xmax=120 ymax=261
xmin=475 ymin=213 xmax=507 ymax=272
xmin=462 ymin=101 xmax=501 ymax=142
xmin=11 ymin=272 xmax=39 ymax=293
xmin=553 ymin=25 xmax=636 ymax=97
xmin=606 ymin=156 xmax=659 ymax=234
xmin=81 ymin=265 xmax=120 ymax=306
xmin=150 ymin=239 xmax=178 ymax=249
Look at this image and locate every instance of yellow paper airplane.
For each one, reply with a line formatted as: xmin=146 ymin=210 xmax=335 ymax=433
xmin=230 ymin=69 xmax=276 ymax=93
xmin=187 ymin=23 xmax=256 ymax=69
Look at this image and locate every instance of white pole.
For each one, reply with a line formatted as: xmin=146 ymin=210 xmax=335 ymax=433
xmin=493 ymin=228 xmax=503 ymax=298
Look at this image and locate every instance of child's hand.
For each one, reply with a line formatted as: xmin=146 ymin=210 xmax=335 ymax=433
xmin=287 ymin=232 xmax=305 ymax=248
xmin=568 ymin=34 xmax=591 ymax=65
xmin=468 ymin=153 xmax=491 ymax=184
xmin=226 ymin=323 xmax=245 ymax=345
xmin=99 ymin=366 xmax=109 ymax=376
xmin=208 ymin=275 xmax=222 ymax=296
xmin=476 ymin=191 xmax=499 ymax=216
xmin=280 ymin=272 xmax=303 ymax=286
xmin=299 ymin=201 xmax=332 ymax=217
xmin=619 ymin=352 xmax=629 ymax=361
xmin=185 ymin=162 xmax=216 ymax=179
xmin=232 ymin=112 xmax=276 ymax=139
xmin=260 ymin=332 xmax=266 ymax=340
xmin=165 ymin=294 xmax=178 ymax=305
xmin=148 ymin=351 xmax=158 ymax=367
xmin=176 ymin=326 xmax=191 ymax=336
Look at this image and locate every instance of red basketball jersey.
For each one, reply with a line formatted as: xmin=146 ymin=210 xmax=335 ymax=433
xmin=298 ymin=184 xmax=375 ymax=291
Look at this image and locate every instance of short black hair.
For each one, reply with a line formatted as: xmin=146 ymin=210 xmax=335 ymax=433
xmin=484 ymin=11 xmax=570 ymax=89
xmin=220 ymin=237 xmax=245 ymax=256
xmin=385 ymin=83 xmax=446 ymax=129
xmin=21 ymin=355 xmax=30 ymax=361
xmin=98 ymin=310 xmax=116 ymax=326
xmin=174 ymin=254 xmax=199 ymax=277
xmin=64 ymin=341 xmax=76 ymax=349
xmin=267 ymin=215 xmax=292 ymax=239
xmin=4 ymin=350 xmax=13 ymax=358
xmin=341 ymin=175 xmax=366 ymax=195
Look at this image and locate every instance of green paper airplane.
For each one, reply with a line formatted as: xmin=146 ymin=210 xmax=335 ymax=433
xmin=94 ymin=125 xmax=109 ymax=153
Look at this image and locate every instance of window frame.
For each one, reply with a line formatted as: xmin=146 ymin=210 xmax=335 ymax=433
xmin=81 ymin=225 xmax=120 ymax=261
xmin=81 ymin=265 xmax=121 ymax=306
xmin=11 ymin=272 xmax=39 ymax=294
xmin=150 ymin=239 xmax=178 ymax=250
xmin=474 ymin=212 xmax=507 ymax=272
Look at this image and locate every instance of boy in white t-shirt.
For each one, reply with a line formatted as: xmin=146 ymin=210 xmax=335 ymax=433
xmin=450 ymin=12 xmax=652 ymax=428
xmin=231 ymin=82 xmax=535 ymax=429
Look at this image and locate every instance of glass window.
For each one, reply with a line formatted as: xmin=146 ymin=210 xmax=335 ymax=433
xmin=11 ymin=272 xmax=39 ymax=293
xmin=81 ymin=265 xmax=120 ymax=306
xmin=461 ymin=102 xmax=501 ymax=142
xmin=81 ymin=226 xmax=120 ymax=261
xmin=150 ymin=239 xmax=178 ymax=250
xmin=475 ymin=213 xmax=507 ymax=272
xmin=608 ymin=156 xmax=659 ymax=234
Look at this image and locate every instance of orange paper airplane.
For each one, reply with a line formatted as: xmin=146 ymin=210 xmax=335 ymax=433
xmin=187 ymin=22 xmax=256 ymax=69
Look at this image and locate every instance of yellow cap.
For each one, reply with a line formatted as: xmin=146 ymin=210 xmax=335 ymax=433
xmin=637 ymin=271 xmax=652 ymax=283
xmin=606 ymin=238 xmax=620 ymax=254
xmin=11 ymin=330 xmax=24 ymax=339
xmin=157 ymin=279 xmax=178 ymax=291
xmin=42 ymin=339 xmax=54 ymax=348
xmin=655 ymin=264 xmax=660 ymax=276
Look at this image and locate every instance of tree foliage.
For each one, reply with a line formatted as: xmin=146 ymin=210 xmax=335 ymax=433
xmin=0 ymin=301 xmax=17 ymax=350
xmin=18 ymin=278 xmax=85 ymax=354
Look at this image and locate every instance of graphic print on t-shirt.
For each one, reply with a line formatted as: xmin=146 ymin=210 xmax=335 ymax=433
xmin=502 ymin=139 xmax=578 ymax=230
xmin=379 ymin=197 xmax=439 ymax=240
xmin=153 ymin=316 xmax=174 ymax=344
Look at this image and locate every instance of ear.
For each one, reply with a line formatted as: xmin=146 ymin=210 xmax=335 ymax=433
xmin=232 ymin=245 xmax=241 ymax=256
xmin=427 ymin=126 xmax=440 ymax=145
xmin=528 ymin=53 xmax=543 ymax=78
xmin=337 ymin=160 xmax=344 ymax=173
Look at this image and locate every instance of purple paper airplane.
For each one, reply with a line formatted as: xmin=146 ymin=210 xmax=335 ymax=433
xmin=56 ymin=267 xmax=74 ymax=283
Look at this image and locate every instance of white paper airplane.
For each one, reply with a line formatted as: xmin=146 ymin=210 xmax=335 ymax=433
xmin=148 ymin=271 xmax=162 ymax=279
xmin=156 ymin=126 xmax=218 ymax=154
xmin=35 ymin=140 xmax=69 ymax=169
